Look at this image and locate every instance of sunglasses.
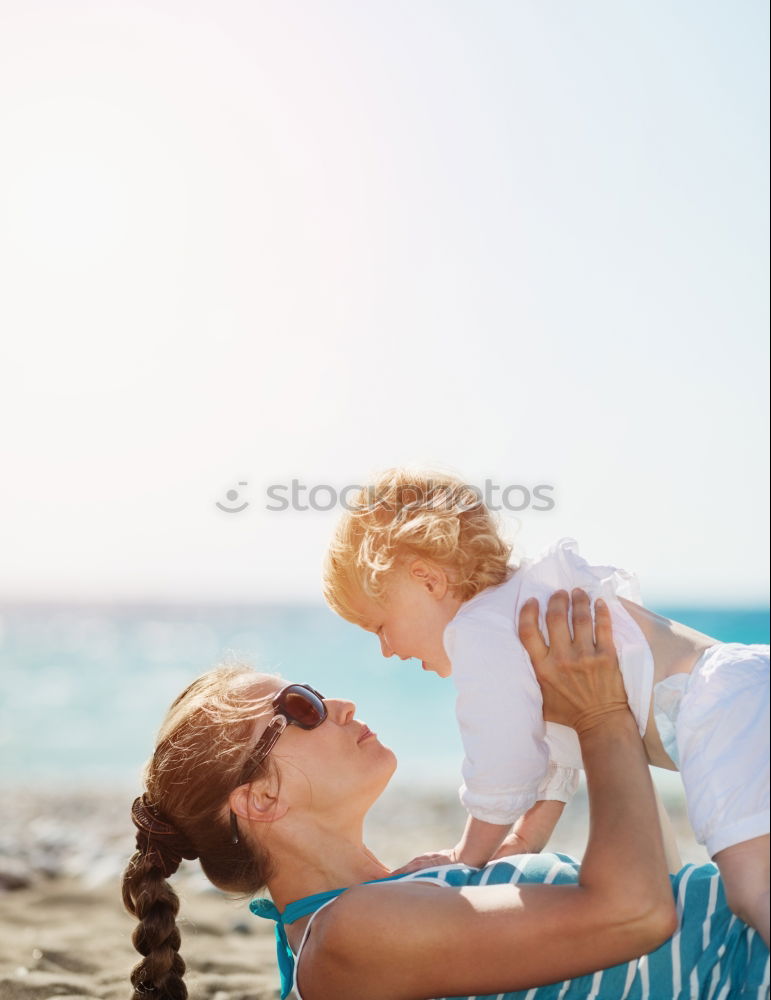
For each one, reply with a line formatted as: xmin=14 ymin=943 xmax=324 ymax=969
xmin=229 ymin=683 xmax=327 ymax=845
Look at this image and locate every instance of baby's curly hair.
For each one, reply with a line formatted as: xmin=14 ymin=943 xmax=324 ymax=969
xmin=323 ymin=467 xmax=514 ymax=625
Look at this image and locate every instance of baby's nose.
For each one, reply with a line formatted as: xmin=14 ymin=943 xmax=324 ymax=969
xmin=379 ymin=635 xmax=394 ymax=658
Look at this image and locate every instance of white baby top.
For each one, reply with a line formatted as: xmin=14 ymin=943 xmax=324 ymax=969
xmin=443 ymin=537 xmax=654 ymax=825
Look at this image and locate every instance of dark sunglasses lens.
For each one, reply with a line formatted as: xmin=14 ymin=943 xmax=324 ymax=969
xmin=283 ymin=688 xmax=326 ymax=728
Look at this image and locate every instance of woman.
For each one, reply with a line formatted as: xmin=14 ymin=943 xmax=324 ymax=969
xmin=123 ymin=592 xmax=769 ymax=999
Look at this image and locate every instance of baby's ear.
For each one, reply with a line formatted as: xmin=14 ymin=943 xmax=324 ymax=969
xmin=409 ymin=559 xmax=449 ymax=598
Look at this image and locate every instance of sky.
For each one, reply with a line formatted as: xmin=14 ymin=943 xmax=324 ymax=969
xmin=0 ymin=0 xmax=768 ymax=606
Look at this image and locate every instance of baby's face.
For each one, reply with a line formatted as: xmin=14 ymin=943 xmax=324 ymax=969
xmin=351 ymin=564 xmax=461 ymax=678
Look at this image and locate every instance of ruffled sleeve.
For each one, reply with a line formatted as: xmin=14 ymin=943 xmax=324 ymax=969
xmin=537 ymin=760 xmax=580 ymax=802
xmin=525 ymin=537 xmax=644 ymax=606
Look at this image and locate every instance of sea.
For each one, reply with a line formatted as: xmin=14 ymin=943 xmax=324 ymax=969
xmin=0 ymin=603 xmax=768 ymax=791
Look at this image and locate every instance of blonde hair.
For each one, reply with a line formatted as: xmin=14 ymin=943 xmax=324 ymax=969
xmin=323 ymin=468 xmax=513 ymax=624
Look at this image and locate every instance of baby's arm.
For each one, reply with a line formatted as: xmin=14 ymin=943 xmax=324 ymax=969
xmin=391 ymin=816 xmax=511 ymax=875
xmin=653 ymin=786 xmax=682 ymax=874
xmin=491 ymin=799 xmax=566 ymax=860
xmin=394 ymin=806 xmax=562 ymax=874
xmin=454 ymin=815 xmax=512 ymax=868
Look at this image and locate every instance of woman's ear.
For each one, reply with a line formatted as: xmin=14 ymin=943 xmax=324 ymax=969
xmin=229 ymin=782 xmax=288 ymax=825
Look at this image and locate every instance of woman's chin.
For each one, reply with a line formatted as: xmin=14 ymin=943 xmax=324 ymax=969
xmin=370 ymin=745 xmax=398 ymax=799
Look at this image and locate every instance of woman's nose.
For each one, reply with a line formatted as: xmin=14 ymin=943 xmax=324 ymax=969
xmin=379 ymin=634 xmax=394 ymax=658
xmin=327 ymin=698 xmax=356 ymax=724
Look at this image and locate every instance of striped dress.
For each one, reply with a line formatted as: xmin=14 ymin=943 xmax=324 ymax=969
xmin=250 ymin=853 xmax=770 ymax=1000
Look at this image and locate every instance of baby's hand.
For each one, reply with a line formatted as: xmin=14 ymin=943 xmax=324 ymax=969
xmin=391 ymin=847 xmax=459 ymax=875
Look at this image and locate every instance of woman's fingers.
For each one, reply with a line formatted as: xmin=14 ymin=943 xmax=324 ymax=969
xmin=518 ymin=598 xmax=548 ymax=665
xmin=544 ymin=590 xmax=573 ymax=654
xmin=571 ymin=588 xmax=594 ymax=652
xmin=524 ymin=590 xmax=628 ymax=730
xmin=593 ymin=596 xmax=613 ymax=652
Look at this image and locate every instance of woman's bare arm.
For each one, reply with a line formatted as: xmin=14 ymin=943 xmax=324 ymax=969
xmin=300 ymin=591 xmax=677 ymax=1000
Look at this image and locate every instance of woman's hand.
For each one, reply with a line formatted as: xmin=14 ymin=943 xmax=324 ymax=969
xmin=519 ymin=589 xmax=630 ymax=735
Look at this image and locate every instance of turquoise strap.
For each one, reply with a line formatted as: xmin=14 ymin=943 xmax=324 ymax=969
xmin=250 ymin=875 xmax=406 ymax=999
xmin=249 ymin=897 xmax=299 ymax=999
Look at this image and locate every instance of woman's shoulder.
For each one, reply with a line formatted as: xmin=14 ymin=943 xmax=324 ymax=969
xmin=294 ymin=878 xmax=452 ymax=999
xmin=295 ymin=856 xmax=583 ymax=999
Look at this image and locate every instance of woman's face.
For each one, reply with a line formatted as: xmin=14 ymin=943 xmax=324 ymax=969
xmin=250 ymin=677 xmax=397 ymax=821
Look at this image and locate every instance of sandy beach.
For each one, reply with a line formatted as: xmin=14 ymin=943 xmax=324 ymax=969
xmin=0 ymin=779 xmax=710 ymax=1000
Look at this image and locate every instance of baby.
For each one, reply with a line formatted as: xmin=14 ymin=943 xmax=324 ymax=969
xmin=323 ymin=468 xmax=770 ymax=947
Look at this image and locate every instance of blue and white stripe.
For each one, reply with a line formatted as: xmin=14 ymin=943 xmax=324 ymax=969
xmin=391 ymin=854 xmax=770 ymax=1000
xmin=254 ymin=852 xmax=769 ymax=1000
